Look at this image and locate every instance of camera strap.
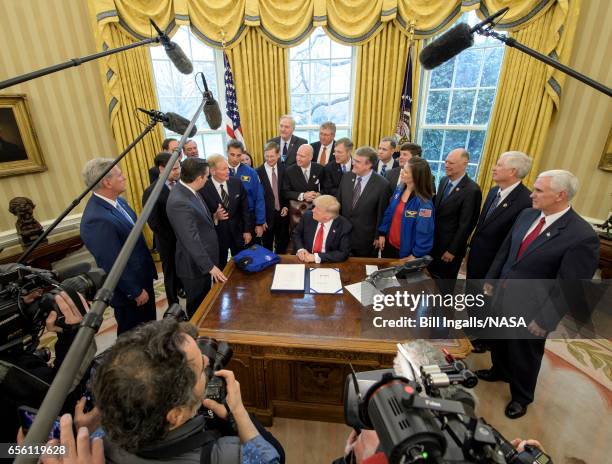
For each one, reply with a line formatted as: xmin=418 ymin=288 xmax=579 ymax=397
xmin=136 ymin=428 xmax=220 ymax=461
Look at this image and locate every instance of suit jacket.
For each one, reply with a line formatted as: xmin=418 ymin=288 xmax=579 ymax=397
xmin=432 ymin=175 xmax=482 ymax=260
xmin=166 ymin=183 xmax=219 ymax=278
xmin=322 ymin=159 xmax=350 ymax=197
xmin=148 ymin=165 xmax=160 ymax=184
xmin=256 ymin=163 xmax=288 ymax=227
xmin=486 ymin=208 xmax=599 ymax=331
xmin=142 ymin=181 xmax=175 ymax=249
xmin=337 ymin=171 xmax=390 ymax=255
xmin=200 ymin=177 xmax=251 ymax=247
xmin=281 ymin=162 xmax=324 ymax=201
xmin=269 ymin=135 xmax=308 ymax=166
xmin=80 ymin=194 xmax=157 ymax=306
xmin=310 ymin=141 xmax=336 ymax=165
xmin=374 ymin=159 xmax=399 ymax=175
xmin=292 ymin=211 xmax=352 ymax=262
xmin=466 ymin=183 xmax=532 ymax=279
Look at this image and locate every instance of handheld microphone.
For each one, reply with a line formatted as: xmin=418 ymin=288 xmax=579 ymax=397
xmin=419 ymin=7 xmax=508 ymax=70
xmin=150 ymin=19 xmax=193 ymax=75
xmin=200 ymin=73 xmax=223 ymax=130
xmin=137 ymin=108 xmax=197 ymax=136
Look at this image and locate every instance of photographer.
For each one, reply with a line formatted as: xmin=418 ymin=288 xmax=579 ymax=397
xmin=0 ymin=290 xmax=87 ymax=443
xmin=91 ymin=318 xmax=282 ymax=463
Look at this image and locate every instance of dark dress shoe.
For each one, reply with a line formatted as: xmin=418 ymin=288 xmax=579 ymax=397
xmin=505 ymin=400 xmax=527 ymax=419
xmin=476 ymin=369 xmax=506 ymax=382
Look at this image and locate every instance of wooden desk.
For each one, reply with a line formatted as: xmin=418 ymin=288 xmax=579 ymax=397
xmin=192 ymin=256 xmax=471 ymax=425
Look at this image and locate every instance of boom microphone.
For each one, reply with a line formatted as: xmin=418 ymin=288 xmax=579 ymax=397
xmin=137 ymin=108 xmax=197 ymax=136
xmin=150 ymin=20 xmax=193 ymax=75
xmin=419 ymin=7 xmax=509 ymax=70
xmin=200 ymin=73 xmax=223 ymax=130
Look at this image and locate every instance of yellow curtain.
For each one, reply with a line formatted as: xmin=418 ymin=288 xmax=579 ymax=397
xmin=224 ymin=29 xmax=289 ymax=165
xmin=477 ymin=0 xmax=580 ymax=194
xmin=351 ymin=23 xmax=413 ymax=149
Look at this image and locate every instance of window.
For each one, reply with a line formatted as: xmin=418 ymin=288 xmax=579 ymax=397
xmin=150 ymin=26 xmax=227 ymax=157
xmin=289 ymin=28 xmax=356 ymax=142
xmin=417 ymin=12 xmax=505 ymax=184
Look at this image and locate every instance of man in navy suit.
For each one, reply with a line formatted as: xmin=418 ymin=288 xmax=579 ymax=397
xmin=293 ymin=195 xmax=352 ymax=263
xmin=374 ymin=137 xmax=399 ymax=176
xmin=268 ymin=115 xmax=308 ymax=166
xmin=80 ymin=158 xmax=157 ymax=334
xmin=322 ymin=137 xmax=353 ymax=197
xmin=310 ymin=121 xmax=336 ymax=167
xmin=166 ymin=158 xmax=227 ymax=317
xmin=142 ymin=152 xmax=181 ymax=306
xmin=200 ymin=155 xmax=252 ymax=271
xmin=479 ymin=170 xmax=599 ymax=419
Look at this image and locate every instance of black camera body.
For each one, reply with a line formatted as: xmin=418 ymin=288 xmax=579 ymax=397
xmin=196 ymin=337 xmax=233 ymax=408
xmin=0 ymin=264 xmax=105 ymax=356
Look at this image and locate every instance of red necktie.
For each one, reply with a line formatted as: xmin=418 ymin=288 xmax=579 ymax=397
xmin=517 ymin=217 xmax=546 ymax=258
xmin=312 ymin=223 xmax=324 ymax=253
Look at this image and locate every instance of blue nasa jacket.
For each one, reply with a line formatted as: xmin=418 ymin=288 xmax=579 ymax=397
xmin=230 ymin=163 xmax=266 ymax=225
xmin=378 ymin=186 xmax=435 ymax=258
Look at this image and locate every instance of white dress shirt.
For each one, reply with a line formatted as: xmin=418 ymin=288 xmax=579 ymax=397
xmin=298 ymin=163 xmax=313 ymax=201
xmin=497 ymin=181 xmax=521 ymax=204
xmin=522 ymin=206 xmax=571 ymax=239
xmin=376 ymin=159 xmax=395 ymax=174
xmin=93 ymin=192 xmax=119 ymax=208
xmin=211 ymin=177 xmax=230 ymax=201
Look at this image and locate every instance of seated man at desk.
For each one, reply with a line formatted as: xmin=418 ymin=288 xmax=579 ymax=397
xmin=293 ymin=194 xmax=352 ymax=263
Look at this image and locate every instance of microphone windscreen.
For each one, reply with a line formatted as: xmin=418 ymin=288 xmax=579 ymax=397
xmin=165 ymin=41 xmax=193 ymax=75
xmin=204 ymin=99 xmax=223 ymax=130
xmin=419 ymin=23 xmax=474 ymax=70
xmin=165 ymin=112 xmax=197 ymax=137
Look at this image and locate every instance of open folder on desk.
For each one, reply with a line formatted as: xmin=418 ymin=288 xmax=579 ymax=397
xmin=307 ymin=268 xmax=343 ymax=294
xmin=271 ymin=264 xmax=306 ymax=292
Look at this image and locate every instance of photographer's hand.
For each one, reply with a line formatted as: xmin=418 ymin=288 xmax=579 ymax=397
xmin=202 ymin=369 xmax=259 ymax=444
xmin=74 ymin=397 xmax=101 ymax=435
xmin=511 ymin=438 xmax=545 ymax=454
xmin=45 ymin=291 xmax=87 ymax=333
xmin=41 ymin=414 xmax=104 ymax=464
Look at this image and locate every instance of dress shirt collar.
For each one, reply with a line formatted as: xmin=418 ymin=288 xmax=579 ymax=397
xmin=497 ymin=181 xmax=521 ymax=203
xmin=448 ymin=174 xmax=466 ymax=189
xmin=93 ymin=192 xmax=118 ymax=208
xmin=538 ymin=206 xmax=571 ymax=227
xmin=211 ymin=177 xmax=227 ymax=192
xmin=179 ymin=180 xmax=199 ymax=197
xmin=341 ymin=159 xmax=352 ymax=172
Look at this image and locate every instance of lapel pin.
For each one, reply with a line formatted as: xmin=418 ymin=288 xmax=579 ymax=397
xmin=455 ymin=187 xmax=460 ymax=192
xmin=503 ymin=203 xmax=508 ymax=208
xmin=546 ymin=232 xmax=550 ymax=237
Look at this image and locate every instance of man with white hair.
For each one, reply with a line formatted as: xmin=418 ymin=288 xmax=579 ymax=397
xmin=268 ymin=115 xmax=307 ymax=166
xmin=467 ymin=151 xmax=533 ymax=281
xmin=479 ymin=169 xmax=599 ymax=419
xmin=80 ymin=158 xmax=157 ymax=334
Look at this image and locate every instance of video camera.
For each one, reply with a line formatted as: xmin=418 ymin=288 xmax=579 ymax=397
xmin=343 ymin=343 xmax=551 ymax=464
xmin=0 ymin=263 xmax=106 ymax=356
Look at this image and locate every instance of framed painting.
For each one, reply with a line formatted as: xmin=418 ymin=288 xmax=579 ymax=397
xmin=598 ymin=125 xmax=612 ymax=172
xmin=0 ymin=94 xmax=46 ymax=177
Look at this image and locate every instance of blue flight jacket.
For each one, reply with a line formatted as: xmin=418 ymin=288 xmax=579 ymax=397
xmin=231 ymin=163 xmax=266 ymax=225
xmin=378 ymin=186 xmax=435 ymax=258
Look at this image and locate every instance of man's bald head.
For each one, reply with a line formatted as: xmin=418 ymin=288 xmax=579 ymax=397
xmin=296 ymin=144 xmax=314 ymax=168
xmin=445 ymin=148 xmax=469 ymax=180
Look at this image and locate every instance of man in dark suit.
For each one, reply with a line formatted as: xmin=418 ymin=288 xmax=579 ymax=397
xmin=293 ymin=195 xmax=352 ymax=263
xmin=322 ymin=137 xmax=353 ymax=197
xmin=478 ymin=170 xmax=599 ymax=419
xmin=80 ymin=158 xmax=157 ymax=334
xmin=282 ymin=144 xmax=324 ymax=203
xmin=428 ymin=148 xmax=482 ymax=280
xmin=310 ymin=121 xmax=336 ymax=167
xmin=148 ymin=138 xmax=178 ymax=184
xmin=337 ymin=146 xmax=390 ymax=257
xmin=467 ymin=151 xmax=533 ymax=280
xmin=385 ymin=142 xmax=422 ymax=189
xmin=374 ymin=137 xmax=399 ymax=177
xmin=200 ymin=154 xmax=252 ymax=271
xmin=166 ymin=158 xmax=227 ymax=317
xmin=268 ymin=115 xmax=307 ymax=166
xmin=142 ymin=152 xmax=181 ymax=306
xmin=257 ymin=141 xmax=290 ymax=253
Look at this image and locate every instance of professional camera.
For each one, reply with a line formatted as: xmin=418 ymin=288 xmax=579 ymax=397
xmin=343 ymin=342 xmax=552 ymax=464
xmin=0 ymin=263 xmax=106 ymax=356
xmin=197 ymin=336 xmax=233 ymax=405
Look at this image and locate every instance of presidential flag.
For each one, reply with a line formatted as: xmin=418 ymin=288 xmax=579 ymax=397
xmin=223 ymin=51 xmax=244 ymax=145
xmin=395 ymin=46 xmax=413 ymax=144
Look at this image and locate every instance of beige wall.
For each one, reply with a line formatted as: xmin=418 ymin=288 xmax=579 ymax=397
xmin=540 ymin=0 xmax=612 ymax=222
xmin=0 ymin=0 xmax=115 ymax=234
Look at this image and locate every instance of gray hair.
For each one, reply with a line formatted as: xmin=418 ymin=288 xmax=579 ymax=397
xmin=320 ymin=121 xmax=337 ymax=133
xmin=82 ymin=158 xmax=116 ymax=191
xmin=380 ymin=136 xmax=397 ymax=150
xmin=279 ymin=115 xmax=296 ymax=129
xmin=538 ymin=169 xmax=579 ymax=200
xmin=336 ymin=137 xmax=354 ymax=152
xmin=499 ymin=151 xmax=532 ymax=179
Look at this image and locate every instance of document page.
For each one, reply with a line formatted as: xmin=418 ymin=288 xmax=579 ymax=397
xmin=271 ymin=264 xmax=305 ymax=292
xmin=308 ymin=268 xmax=343 ymax=294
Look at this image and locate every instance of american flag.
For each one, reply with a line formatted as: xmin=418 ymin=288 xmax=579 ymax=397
xmin=223 ymin=51 xmax=244 ymax=144
xmin=395 ymin=46 xmax=413 ymax=144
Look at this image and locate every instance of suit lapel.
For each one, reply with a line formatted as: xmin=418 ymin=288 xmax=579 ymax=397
xmin=354 ymin=172 xmax=377 ymax=210
xmin=95 ymin=195 xmax=132 ymax=228
xmin=517 ymin=210 xmax=571 ymax=262
xmin=435 ymin=178 xmax=449 ymax=209
xmin=325 ymin=217 xmax=339 ymax=249
xmin=442 ymin=176 xmax=468 ymax=204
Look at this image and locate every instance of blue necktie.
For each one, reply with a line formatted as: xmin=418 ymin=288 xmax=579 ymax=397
xmin=443 ymin=181 xmax=454 ymax=199
xmin=381 ymin=164 xmax=387 ymax=176
xmin=341 ymin=164 xmax=346 ymax=173
xmin=116 ymin=202 xmax=134 ymax=225
xmin=484 ymin=191 xmax=502 ymax=220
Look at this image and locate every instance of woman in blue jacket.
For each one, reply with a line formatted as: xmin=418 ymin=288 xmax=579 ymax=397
xmin=377 ymin=157 xmax=435 ymax=260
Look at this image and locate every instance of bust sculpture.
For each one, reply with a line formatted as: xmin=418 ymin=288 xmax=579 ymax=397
xmin=8 ymin=196 xmax=47 ymax=247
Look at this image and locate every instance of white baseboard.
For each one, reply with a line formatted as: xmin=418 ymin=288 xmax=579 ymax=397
xmin=0 ymin=213 xmax=82 ymax=249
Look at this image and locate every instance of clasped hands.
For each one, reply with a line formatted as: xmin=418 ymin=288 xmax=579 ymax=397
xmin=296 ymin=248 xmax=316 ymax=263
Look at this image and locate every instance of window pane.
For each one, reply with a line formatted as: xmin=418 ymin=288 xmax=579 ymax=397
xmin=442 ymin=130 xmax=469 ymax=154
xmin=291 ymin=95 xmax=310 ymax=125
xmin=311 ymin=94 xmax=330 ymax=124
xmin=467 ymin=164 xmax=479 ymax=178
xmin=294 ymin=130 xmax=309 ymax=141
xmin=310 ymin=30 xmax=330 ymax=59
xmin=467 ymin=130 xmax=486 ymax=163
xmin=331 ymin=39 xmax=352 ymax=59
xmin=191 ymin=34 xmax=215 ymax=61
xmin=311 ymin=61 xmax=331 ymax=93
xmin=430 ymin=59 xmax=454 ymax=89
xmin=449 ymin=90 xmax=476 ymax=124
xmin=329 ymin=94 xmax=350 ymax=125
xmin=290 ymin=61 xmax=310 ymax=93
xmin=428 ymin=161 xmax=444 ymax=184
xmin=330 ymin=60 xmax=351 ymax=93
xmin=336 ymin=128 xmax=349 ymax=139
xmin=153 ymin=61 xmax=175 ymax=96
xmin=193 ymin=61 xmax=218 ymax=96
xmin=425 ymin=91 xmax=450 ymax=124
xmin=473 ymin=89 xmax=495 ymax=125
xmin=481 ymin=48 xmax=504 ymax=87
xmin=422 ymin=129 xmax=444 ymax=161
xmin=454 ymin=49 xmax=482 ymax=88
xmin=203 ymin=133 xmax=224 ymax=157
